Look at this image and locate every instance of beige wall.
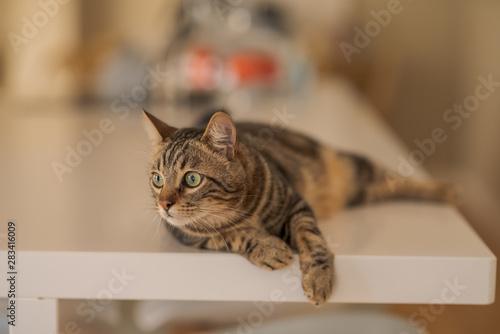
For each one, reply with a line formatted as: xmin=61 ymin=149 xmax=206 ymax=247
xmin=1 ymin=0 xmax=80 ymax=100
xmin=359 ymin=0 xmax=500 ymax=202
xmin=457 ymin=1 xmax=500 ymax=196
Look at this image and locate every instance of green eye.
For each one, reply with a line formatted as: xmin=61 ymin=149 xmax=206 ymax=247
xmin=185 ymin=172 xmax=203 ymax=188
xmin=152 ymin=172 xmax=164 ymax=188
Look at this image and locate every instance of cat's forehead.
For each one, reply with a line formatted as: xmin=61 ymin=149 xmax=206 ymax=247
xmin=151 ymin=128 xmax=206 ymax=172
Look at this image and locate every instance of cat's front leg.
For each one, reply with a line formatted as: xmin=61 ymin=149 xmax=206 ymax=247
xmin=239 ymin=230 xmax=294 ymax=271
xmin=286 ymin=200 xmax=334 ymax=306
xmin=200 ymin=228 xmax=294 ymax=271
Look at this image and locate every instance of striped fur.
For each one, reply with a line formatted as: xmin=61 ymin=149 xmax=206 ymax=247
xmin=143 ymin=110 xmax=456 ymax=306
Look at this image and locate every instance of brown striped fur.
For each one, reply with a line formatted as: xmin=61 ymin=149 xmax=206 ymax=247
xmin=143 ymin=110 xmax=457 ymax=306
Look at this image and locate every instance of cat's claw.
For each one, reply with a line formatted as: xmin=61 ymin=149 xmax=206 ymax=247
xmin=247 ymin=237 xmax=293 ymax=271
xmin=301 ymin=259 xmax=334 ymax=307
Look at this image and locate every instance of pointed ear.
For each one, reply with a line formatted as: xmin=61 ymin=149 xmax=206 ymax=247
xmin=201 ymin=111 xmax=238 ymax=160
xmin=142 ymin=109 xmax=177 ymax=142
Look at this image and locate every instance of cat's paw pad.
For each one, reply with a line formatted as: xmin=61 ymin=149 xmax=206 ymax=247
xmin=302 ymin=258 xmax=334 ymax=307
xmin=248 ymin=238 xmax=293 ymax=271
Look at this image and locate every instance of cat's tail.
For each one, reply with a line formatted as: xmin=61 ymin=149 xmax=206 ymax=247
xmin=339 ymin=152 xmax=460 ymax=206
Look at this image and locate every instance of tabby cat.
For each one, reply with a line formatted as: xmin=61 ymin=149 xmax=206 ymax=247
xmin=143 ymin=110 xmax=455 ymax=306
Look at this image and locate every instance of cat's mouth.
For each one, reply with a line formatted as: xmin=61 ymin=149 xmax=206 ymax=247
xmin=158 ymin=209 xmax=191 ymax=226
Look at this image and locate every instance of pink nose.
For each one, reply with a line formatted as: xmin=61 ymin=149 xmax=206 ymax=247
xmin=159 ymin=199 xmax=174 ymax=211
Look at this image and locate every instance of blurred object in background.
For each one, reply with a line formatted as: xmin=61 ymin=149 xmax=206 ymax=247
xmin=0 ymin=0 xmax=354 ymax=106
xmin=159 ymin=0 xmax=312 ymax=113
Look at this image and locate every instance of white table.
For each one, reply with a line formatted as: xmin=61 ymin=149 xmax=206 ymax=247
xmin=0 ymin=79 xmax=496 ymax=333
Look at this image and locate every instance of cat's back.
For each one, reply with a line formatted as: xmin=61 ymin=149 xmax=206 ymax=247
xmin=235 ymin=122 xmax=322 ymax=158
xmin=235 ymin=122 xmax=326 ymax=188
xmin=235 ymin=122 xmax=351 ymax=219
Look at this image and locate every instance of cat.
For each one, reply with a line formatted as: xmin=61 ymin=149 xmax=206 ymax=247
xmin=143 ymin=109 xmax=456 ymax=306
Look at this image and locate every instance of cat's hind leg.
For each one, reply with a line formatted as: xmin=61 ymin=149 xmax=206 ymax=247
xmin=341 ymin=153 xmax=459 ymax=205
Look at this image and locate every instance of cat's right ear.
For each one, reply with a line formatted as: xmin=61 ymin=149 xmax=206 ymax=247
xmin=142 ymin=109 xmax=177 ymax=143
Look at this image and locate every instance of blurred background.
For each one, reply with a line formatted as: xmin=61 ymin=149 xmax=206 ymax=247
xmin=0 ymin=0 xmax=499 ymax=333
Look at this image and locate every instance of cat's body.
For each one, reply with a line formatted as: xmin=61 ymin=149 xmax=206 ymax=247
xmin=144 ymin=110 xmax=455 ymax=306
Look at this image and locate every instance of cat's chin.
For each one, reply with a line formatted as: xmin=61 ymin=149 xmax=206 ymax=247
xmin=159 ymin=211 xmax=191 ymax=227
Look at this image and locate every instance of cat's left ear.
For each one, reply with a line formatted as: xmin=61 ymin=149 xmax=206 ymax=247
xmin=143 ymin=109 xmax=177 ymax=142
xmin=201 ymin=111 xmax=238 ymax=160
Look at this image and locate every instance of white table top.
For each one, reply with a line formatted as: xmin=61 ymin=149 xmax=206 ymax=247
xmin=0 ymin=79 xmax=495 ymax=304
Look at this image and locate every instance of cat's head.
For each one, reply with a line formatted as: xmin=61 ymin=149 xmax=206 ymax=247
xmin=143 ymin=110 xmax=246 ymax=228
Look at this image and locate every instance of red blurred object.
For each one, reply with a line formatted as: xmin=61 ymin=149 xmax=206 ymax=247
xmin=183 ymin=48 xmax=220 ymax=91
xmin=182 ymin=47 xmax=278 ymax=92
xmin=226 ymin=52 xmax=278 ymax=86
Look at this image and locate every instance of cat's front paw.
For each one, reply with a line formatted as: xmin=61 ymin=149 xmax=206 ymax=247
xmin=301 ymin=254 xmax=334 ymax=307
xmin=246 ymin=236 xmax=293 ymax=271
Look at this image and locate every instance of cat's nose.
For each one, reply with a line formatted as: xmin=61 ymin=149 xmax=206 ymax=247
xmin=159 ymin=199 xmax=174 ymax=211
